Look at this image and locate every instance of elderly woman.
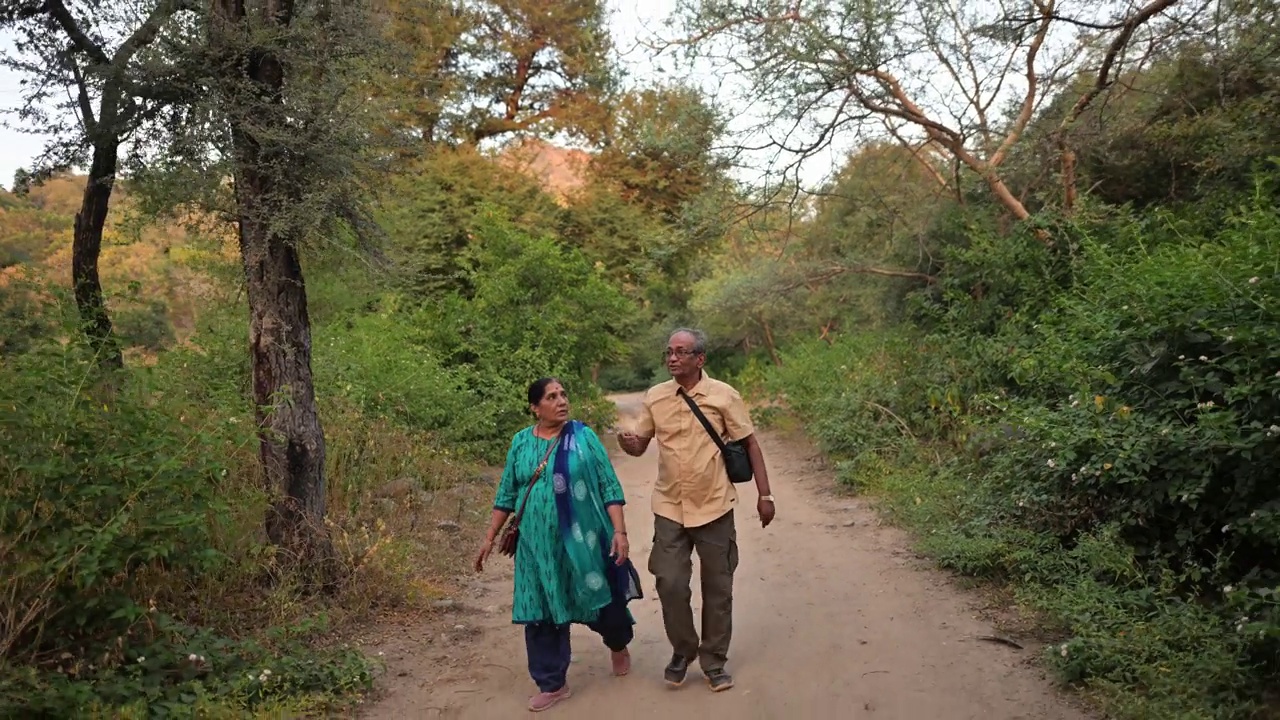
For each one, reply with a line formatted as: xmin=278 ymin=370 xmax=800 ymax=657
xmin=474 ymin=377 xmax=643 ymax=712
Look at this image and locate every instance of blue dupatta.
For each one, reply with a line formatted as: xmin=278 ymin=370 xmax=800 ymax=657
xmin=550 ymin=420 xmax=643 ymax=616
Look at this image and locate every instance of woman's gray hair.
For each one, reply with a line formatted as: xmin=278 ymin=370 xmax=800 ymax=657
xmin=669 ymin=327 xmax=708 ymax=355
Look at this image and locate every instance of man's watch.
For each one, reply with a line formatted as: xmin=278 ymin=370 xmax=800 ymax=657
xmin=760 ymin=495 xmax=775 ymax=503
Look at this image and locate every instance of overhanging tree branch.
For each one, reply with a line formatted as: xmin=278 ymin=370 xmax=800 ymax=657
xmin=43 ymin=0 xmax=110 ymax=65
xmin=1056 ymin=0 xmax=1182 ymax=212
xmin=989 ymin=0 xmax=1055 ymax=167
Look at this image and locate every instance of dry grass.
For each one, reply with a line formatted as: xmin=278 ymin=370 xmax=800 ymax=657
xmin=157 ymin=396 xmax=502 ymax=649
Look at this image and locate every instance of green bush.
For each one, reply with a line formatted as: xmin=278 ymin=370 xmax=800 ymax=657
xmin=0 ymin=293 xmax=378 ymax=717
xmin=992 ymin=201 xmax=1280 ymax=584
xmin=317 ymin=208 xmax=633 ymax=463
xmin=763 ymin=190 xmax=1280 ymax=717
xmin=1 ymin=316 xmax=229 ymax=662
xmin=114 ymin=298 xmax=177 ymax=351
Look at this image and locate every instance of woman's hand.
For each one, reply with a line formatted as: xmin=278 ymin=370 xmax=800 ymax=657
xmin=476 ymin=510 xmax=511 ymax=573
xmin=474 ymin=536 xmax=495 ymax=573
xmin=610 ymin=531 xmax=629 ymax=565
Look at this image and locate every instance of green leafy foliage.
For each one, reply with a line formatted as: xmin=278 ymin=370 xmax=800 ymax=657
xmin=405 ymin=208 xmax=633 ymax=459
xmin=0 ymin=293 xmax=381 ymax=717
xmin=760 ymin=189 xmax=1280 ymax=717
xmin=2 ymin=613 xmax=376 ymax=718
xmin=375 ymin=147 xmax=566 ymax=297
xmin=1 ymin=299 xmax=227 ymax=659
xmin=309 ymin=205 xmax=634 ymax=463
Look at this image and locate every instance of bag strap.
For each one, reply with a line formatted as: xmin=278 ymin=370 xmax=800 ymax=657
xmin=511 ymin=433 xmax=560 ymax=525
xmin=678 ymin=387 xmax=730 ymax=453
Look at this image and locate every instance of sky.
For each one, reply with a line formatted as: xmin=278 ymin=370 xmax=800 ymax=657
xmin=0 ymin=61 xmax=29 ymax=190
xmin=0 ymin=0 xmax=853 ymax=194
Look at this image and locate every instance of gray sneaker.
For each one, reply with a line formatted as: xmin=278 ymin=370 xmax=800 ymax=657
xmin=705 ymin=667 xmax=734 ymax=692
xmin=664 ymin=654 xmax=690 ymax=687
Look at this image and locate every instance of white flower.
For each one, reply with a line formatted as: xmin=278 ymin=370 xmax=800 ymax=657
xmin=188 ymin=654 xmax=198 ymax=662
xmin=1047 ymin=459 xmax=1057 ymax=468
xmin=1059 ymin=644 xmax=1069 ymax=657
xmin=1224 ymin=585 xmax=1235 ymax=593
xmin=1199 ymin=356 xmax=1209 ymax=362
xmin=137 ymin=656 xmax=145 ymax=663
xmin=1070 ymin=399 xmax=1079 ymax=408
xmin=1225 ymin=336 xmax=1234 ymax=342
xmin=1249 ymin=277 xmax=1259 ymax=284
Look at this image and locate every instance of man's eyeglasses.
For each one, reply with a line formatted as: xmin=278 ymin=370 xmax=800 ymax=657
xmin=663 ymin=349 xmax=699 ymax=359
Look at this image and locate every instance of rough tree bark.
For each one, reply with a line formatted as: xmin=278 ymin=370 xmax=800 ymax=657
xmin=72 ymin=142 xmax=122 ymax=368
xmin=40 ymin=0 xmax=190 ymax=366
xmin=213 ymin=0 xmax=334 ymax=583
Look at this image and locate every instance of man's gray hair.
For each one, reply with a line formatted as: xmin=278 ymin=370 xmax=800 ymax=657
xmin=669 ymin=327 xmax=708 ymax=354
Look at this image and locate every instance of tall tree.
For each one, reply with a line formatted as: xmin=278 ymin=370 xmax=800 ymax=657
xmin=370 ymin=0 xmax=616 ymax=149
xmin=589 ymin=83 xmax=729 ymax=220
xmin=210 ymin=0 xmax=382 ymax=576
xmin=125 ymin=0 xmax=389 ymax=577
xmin=664 ymin=0 xmax=1196 ymax=232
xmin=1 ymin=0 xmax=197 ymax=366
xmin=562 ymin=83 xmax=733 ymax=308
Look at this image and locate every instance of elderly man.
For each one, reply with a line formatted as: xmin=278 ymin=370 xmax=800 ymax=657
xmin=617 ymin=328 xmax=774 ymax=693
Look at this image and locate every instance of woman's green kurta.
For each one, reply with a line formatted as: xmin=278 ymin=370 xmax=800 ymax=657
xmin=494 ymin=424 xmax=626 ymax=625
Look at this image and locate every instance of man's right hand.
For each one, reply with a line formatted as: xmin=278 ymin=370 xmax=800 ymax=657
xmin=616 ymin=431 xmax=648 ymax=456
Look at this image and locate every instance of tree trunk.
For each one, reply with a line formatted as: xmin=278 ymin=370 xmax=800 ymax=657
xmin=760 ymin=317 xmax=782 ymax=367
xmin=73 ymin=143 xmax=122 ymax=368
xmin=239 ymin=209 xmax=329 ymax=556
xmin=233 ymin=159 xmax=334 ymax=584
xmin=1060 ymin=142 xmax=1079 ymax=214
xmin=216 ymin=0 xmax=334 ymax=586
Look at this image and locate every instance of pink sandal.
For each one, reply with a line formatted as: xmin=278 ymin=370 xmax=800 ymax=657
xmin=529 ymin=686 xmax=572 ymax=712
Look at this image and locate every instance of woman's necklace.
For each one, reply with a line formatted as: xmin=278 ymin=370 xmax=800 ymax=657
xmin=533 ymin=419 xmax=565 ymax=440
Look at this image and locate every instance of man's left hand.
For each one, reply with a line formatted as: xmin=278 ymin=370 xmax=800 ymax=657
xmin=757 ymin=496 xmax=775 ymax=528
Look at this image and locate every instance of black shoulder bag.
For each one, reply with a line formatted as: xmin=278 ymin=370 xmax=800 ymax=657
xmin=678 ymin=388 xmax=754 ymax=484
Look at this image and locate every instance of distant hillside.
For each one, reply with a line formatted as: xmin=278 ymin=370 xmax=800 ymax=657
xmin=0 ymin=142 xmax=590 ymax=353
xmin=0 ymin=175 xmax=237 ymax=357
xmin=494 ymin=137 xmax=591 ymax=203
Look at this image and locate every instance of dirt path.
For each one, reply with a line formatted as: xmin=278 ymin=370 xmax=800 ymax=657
xmin=361 ymin=394 xmax=1091 ymax=719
